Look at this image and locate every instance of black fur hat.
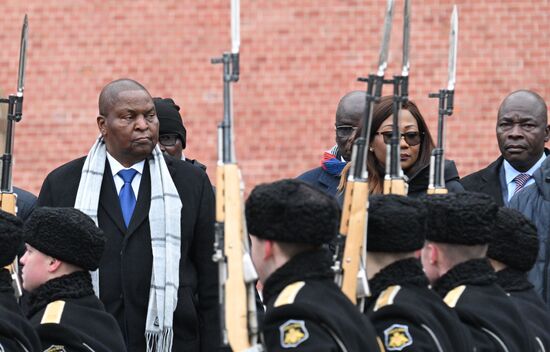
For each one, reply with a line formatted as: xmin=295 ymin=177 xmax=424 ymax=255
xmin=367 ymin=194 xmax=426 ymax=252
xmin=245 ymin=179 xmax=340 ymax=245
xmin=23 ymin=207 xmax=106 ymax=271
xmin=487 ymin=207 xmax=539 ymax=272
xmin=0 ymin=209 xmax=23 ymax=267
xmin=421 ymin=192 xmax=498 ymax=245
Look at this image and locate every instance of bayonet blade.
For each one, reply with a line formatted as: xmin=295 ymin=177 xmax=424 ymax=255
xmin=231 ymin=0 xmax=240 ymax=54
xmin=401 ymin=0 xmax=411 ymax=77
xmin=17 ymin=14 xmax=28 ymax=95
xmin=377 ymin=0 xmax=394 ymax=77
xmin=447 ymin=5 xmax=458 ymax=91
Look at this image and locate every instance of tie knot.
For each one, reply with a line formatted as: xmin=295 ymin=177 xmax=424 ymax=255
xmin=514 ymin=173 xmax=531 ymax=188
xmin=118 ymin=169 xmax=138 ymax=184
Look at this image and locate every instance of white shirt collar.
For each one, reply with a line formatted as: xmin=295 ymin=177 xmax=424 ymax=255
xmin=503 ymin=153 xmax=546 ymax=185
xmin=106 ymin=152 xmax=145 ymax=177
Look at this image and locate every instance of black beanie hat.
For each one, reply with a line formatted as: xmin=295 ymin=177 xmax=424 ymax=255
xmin=245 ymin=179 xmax=340 ymax=245
xmin=487 ymin=207 xmax=539 ymax=272
xmin=0 ymin=209 xmax=23 ymax=267
xmin=421 ymin=192 xmax=498 ymax=245
xmin=23 ymin=207 xmax=106 ymax=271
xmin=154 ymin=97 xmax=187 ymax=149
xmin=367 ymin=194 xmax=426 ymax=252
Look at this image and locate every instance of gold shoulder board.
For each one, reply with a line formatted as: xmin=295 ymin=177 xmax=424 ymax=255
xmin=40 ymin=300 xmax=66 ymax=324
xmin=444 ymin=285 xmax=466 ymax=308
xmin=274 ymin=281 xmax=305 ymax=307
xmin=374 ymin=285 xmax=402 ymax=312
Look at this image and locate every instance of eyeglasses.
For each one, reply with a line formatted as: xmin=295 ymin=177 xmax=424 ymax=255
xmin=374 ymin=131 xmax=423 ymax=146
xmin=159 ymin=134 xmax=179 ymax=147
xmin=335 ymin=125 xmax=358 ymax=138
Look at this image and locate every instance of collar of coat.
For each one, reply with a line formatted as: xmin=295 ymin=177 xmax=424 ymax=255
xmin=495 ymin=267 xmax=534 ymax=292
xmin=262 ymin=248 xmax=334 ymax=304
xmin=27 ymin=270 xmax=94 ymax=318
xmin=368 ymin=258 xmax=429 ymax=300
xmin=432 ymin=258 xmax=496 ymax=297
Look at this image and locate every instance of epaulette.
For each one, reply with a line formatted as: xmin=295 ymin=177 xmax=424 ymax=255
xmin=374 ymin=285 xmax=401 ymax=312
xmin=40 ymin=300 xmax=66 ymax=324
xmin=443 ymin=285 xmax=466 ymax=308
xmin=274 ymin=281 xmax=305 ymax=307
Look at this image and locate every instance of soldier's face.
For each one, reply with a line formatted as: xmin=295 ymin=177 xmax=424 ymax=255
xmin=20 ymin=244 xmax=52 ymax=292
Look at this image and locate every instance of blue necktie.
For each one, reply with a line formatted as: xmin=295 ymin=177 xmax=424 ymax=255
xmin=118 ymin=169 xmax=138 ymax=227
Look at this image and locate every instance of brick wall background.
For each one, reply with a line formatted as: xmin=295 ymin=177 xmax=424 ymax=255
xmin=1 ymin=0 xmax=549 ymax=195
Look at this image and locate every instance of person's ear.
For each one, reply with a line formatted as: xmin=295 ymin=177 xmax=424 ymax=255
xmin=429 ymin=243 xmax=439 ymax=266
xmin=544 ymin=124 xmax=550 ymax=142
xmin=264 ymin=240 xmax=274 ymax=260
xmin=47 ymin=258 xmax=62 ymax=273
xmin=97 ymin=115 xmax=107 ymax=136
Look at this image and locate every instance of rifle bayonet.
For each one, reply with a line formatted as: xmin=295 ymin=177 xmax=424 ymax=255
xmin=0 ymin=14 xmax=29 ymax=299
xmin=428 ymin=5 xmax=459 ymax=194
xmin=377 ymin=0 xmax=394 ymax=77
xmin=384 ymin=0 xmax=410 ymax=196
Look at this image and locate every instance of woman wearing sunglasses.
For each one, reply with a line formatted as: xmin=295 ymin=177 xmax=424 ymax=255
xmin=339 ymin=95 xmax=463 ymax=196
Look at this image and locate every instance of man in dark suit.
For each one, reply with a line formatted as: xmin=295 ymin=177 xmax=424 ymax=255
xmin=297 ymin=91 xmax=363 ymax=196
xmin=37 ymin=79 xmax=219 ymax=352
xmin=461 ymin=90 xmax=550 ymax=206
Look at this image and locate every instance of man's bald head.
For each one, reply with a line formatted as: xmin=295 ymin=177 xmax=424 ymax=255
xmin=336 ymin=91 xmax=367 ymax=123
xmin=498 ymin=90 xmax=547 ymax=123
xmin=98 ymin=79 xmax=152 ymax=117
xmin=335 ymin=91 xmax=366 ymax=161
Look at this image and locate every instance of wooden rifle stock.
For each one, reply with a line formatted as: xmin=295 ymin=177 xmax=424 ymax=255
xmin=338 ymin=180 xmax=369 ymax=304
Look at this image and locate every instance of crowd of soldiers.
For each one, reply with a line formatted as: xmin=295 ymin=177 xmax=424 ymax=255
xmin=0 ymin=77 xmax=548 ymax=352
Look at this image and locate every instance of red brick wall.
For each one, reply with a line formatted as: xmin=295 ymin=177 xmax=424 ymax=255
xmin=1 ymin=0 xmax=549 ymax=195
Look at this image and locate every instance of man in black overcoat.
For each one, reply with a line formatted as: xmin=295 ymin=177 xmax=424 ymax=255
xmin=37 ymin=78 xmax=219 ymax=352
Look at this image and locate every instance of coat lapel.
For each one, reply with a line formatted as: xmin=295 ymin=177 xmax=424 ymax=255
xmin=479 ymin=157 xmax=505 ymax=206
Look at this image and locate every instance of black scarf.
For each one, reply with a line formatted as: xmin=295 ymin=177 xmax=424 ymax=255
xmin=368 ymin=258 xmax=429 ymax=299
xmin=26 ymin=270 xmax=94 ymax=318
xmin=262 ymin=249 xmax=334 ymax=304
xmin=495 ymin=267 xmax=534 ymax=293
xmin=432 ymin=258 xmax=496 ymax=297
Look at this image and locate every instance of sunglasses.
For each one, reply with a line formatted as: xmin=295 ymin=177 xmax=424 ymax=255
xmin=374 ymin=131 xmax=423 ymax=146
xmin=335 ymin=125 xmax=358 ymax=138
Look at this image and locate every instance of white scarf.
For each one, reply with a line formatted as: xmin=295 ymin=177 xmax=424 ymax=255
xmin=74 ymin=136 xmax=182 ymax=352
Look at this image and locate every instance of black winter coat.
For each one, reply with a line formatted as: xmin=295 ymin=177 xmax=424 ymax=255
xmin=37 ymin=155 xmax=220 ymax=352
xmin=433 ymin=259 xmax=536 ymax=352
xmin=496 ymin=268 xmax=550 ymax=352
xmin=262 ymin=249 xmax=382 ymax=352
xmin=510 ymin=155 xmax=550 ymax=307
xmin=364 ymin=258 xmax=473 ymax=352
xmin=27 ymin=271 xmax=126 ymax=352
xmin=406 ymin=159 xmax=464 ymax=197
xmin=0 ymin=270 xmax=41 ymax=352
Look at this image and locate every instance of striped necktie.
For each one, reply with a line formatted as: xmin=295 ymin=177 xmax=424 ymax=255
xmin=513 ymin=173 xmax=531 ymax=195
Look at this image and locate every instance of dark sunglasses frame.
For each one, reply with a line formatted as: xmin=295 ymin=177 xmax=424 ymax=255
xmin=335 ymin=125 xmax=358 ymax=138
xmin=375 ymin=131 xmax=424 ymax=146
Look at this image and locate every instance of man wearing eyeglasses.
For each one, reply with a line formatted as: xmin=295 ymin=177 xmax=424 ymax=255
xmin=154 ymin=97 xmax=207 ymax=171
xmin=298 ymin=91 xmax=363 ymax=196
xmin=461 ymin=90 xmax=550 ymax=206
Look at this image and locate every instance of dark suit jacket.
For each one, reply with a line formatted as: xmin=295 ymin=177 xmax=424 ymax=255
xmin=297 ymin=166 xmax=340 ymax=197
xmin=460 ymin=156 xmax=506 ymax=206
xmin=37 ymin=155 xmax=219 ymax=352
